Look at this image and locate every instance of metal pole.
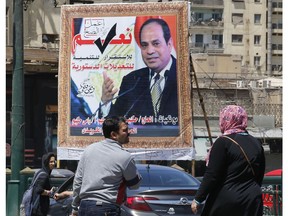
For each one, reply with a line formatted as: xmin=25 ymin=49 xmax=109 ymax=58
xmin=7 ymin=0 xmax=25 ymax=215
xmin=189 ymin=51 xmax=196 ymax=176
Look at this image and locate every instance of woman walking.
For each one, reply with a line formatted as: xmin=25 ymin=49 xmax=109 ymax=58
xmin=191 ymin=105 xmax=265 ymax=216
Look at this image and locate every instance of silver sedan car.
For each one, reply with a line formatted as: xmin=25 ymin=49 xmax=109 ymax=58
xmin=121 ymin=164 xmax=202 ymax=216
xmin=49 ymin=164 xmax=202 ymax=216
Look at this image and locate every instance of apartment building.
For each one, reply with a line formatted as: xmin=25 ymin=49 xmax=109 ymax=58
xmin=189 ymin=0 xmax=282 ymax=123
xmin=6 ymin=0 xmax=282 ymax=169
xmin=189 ymin=0 xmax=282 ymax=171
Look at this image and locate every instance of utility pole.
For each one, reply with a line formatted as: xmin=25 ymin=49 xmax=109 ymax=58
xmin=189 ymin=54 xmax=213 ymax=177
xmin=7 ymin=0 xmax=25 ymax=214
xmin=190 ymin=55 xmax=213 ymax=147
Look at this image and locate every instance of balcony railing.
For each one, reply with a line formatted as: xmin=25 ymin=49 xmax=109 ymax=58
xmin=262 ymin=176 xmax=282 ymax=216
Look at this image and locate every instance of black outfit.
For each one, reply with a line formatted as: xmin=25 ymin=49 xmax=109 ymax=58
xmin=32 ymin=152 xmax=55 ymax=216
xmin=195 ymin=133 xmax=265 ymax=216
xmin=107 ymin=56 xmax=178 ymax=119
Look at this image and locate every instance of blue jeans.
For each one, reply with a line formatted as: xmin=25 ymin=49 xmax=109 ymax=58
xmin=79 ymin=200 xmax=120 ymax=216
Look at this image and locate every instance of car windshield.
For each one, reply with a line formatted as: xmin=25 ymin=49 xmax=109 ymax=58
xmin=139 ymin=168 xmax=199 ymax=187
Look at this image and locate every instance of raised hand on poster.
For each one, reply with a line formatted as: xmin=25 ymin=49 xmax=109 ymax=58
xmin=101 ymin=71 xmax=118 ymax=104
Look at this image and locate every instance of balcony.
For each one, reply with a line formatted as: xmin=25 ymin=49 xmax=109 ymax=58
xmin=191 ymin=0 xmax=224 ymax=9
xmin=189 ymin=42 xmax=224 ymax=54
xmin=190 ymin=18 xmax=224 ymax=30
xmin=6 ymin=46 xmax=59 ymax=74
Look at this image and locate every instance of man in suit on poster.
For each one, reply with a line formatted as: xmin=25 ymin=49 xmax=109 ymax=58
xmin=99 ymin=18 xmax=178 ymax=123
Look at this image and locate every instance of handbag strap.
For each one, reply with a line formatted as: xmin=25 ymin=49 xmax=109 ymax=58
xmin=31 ymin=170 xmax=46 ymax=187
xmin=222 ymin=135 xmax=256 ymax=177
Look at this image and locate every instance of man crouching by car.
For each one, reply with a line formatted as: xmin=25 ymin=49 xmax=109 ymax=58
xmin=71 ymin=116 xmax=142 ymax=216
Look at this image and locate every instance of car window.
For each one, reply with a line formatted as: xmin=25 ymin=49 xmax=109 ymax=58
xmin=58 ymin=175 xmax=74 ymax=193
xmin=139 ymin=169 xmax=199 ymax=187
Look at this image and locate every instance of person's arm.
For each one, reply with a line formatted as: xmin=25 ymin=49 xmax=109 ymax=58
xmin=192 ymin=138 xmax=227 ymax=214
xmin=123 ymin=158 xmax=142 ymax=190
xmin=256 ymin=145 xmax=266 ymax=185
xmin=33 ymin=172 xmax=52 ymax=197
xmin=194 ymin=137 xmax=227 ymax=202
xmin=54 ymin=191 xmax=73 ymax=200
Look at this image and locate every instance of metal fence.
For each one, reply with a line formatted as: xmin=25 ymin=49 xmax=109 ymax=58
xmin=196 ymin=176 xmax=282 ymax=216
xmin=262 ymin=176 xmax=282 ymax=216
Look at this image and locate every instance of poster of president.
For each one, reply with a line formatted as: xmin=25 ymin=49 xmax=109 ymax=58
xmin=70 ymin=15 xmax=179 ymax=137
xmin=58 ymin=2 xmax=192 ymax=152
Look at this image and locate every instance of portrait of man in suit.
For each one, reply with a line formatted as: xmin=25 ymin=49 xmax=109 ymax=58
xmin=100 ymin=18 xmax=178 ymax=123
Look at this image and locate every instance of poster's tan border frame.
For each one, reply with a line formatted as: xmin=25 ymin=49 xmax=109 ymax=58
xmin=58 ymin=2 xmax=192 ymax=149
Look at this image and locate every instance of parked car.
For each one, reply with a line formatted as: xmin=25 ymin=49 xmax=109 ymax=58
xmin=262 ymin=169 xmax=282 ymax=215
xmin=48 ymin=175 xmax=74 ymax=216
xmin=30 ymin=168 xmax=74 ymax=189
xmin=264 ymin=169 xmax=282 ymax=177
xmin=48 ymin=164 xmax=202 ymax=216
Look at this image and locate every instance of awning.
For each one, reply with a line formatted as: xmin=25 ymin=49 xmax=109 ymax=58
xmin=6 ymin=46 xmax=59 ymax=73
xmin=194 ymin=127 xmax=282 ymax=139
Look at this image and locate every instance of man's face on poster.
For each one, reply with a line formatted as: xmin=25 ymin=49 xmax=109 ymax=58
xmin=140 ymin=22 xmax=172 ymax=73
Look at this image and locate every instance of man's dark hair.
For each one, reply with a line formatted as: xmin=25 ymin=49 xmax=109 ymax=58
xmin=139 ymin=18 xmax=171 ymax=44
xmin=102 ymin=116 xmax=127 ymax=138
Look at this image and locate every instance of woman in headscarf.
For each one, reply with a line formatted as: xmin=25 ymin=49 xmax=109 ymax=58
xmin=191 ymin=105 xmax=265 ymax=216
xmin=31 ymin=152 xmax=56 ymax=216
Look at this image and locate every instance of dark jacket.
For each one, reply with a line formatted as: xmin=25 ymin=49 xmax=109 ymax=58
xmin=109 ymin=56 xmax=178 ymax=120
xmin=32 ymin=152 xmax=55 ymax=216
xmin=195 ymin=133 xmax=265 ymax=216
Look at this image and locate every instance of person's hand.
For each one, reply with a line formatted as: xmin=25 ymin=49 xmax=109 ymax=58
xmin=101 ymin=71 xmax=118 ymax=104
xmin=54 ymin=191 xmax=73 ymax=200
xmin=191 ymin=199 xmax=199 ymax=214
xmin=53 ymin=192 xmax=61 ymax=200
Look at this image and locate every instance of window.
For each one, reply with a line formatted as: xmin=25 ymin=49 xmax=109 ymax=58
xmin=254 ymin=35 xmax=261 ymax=45
xmin=254 ymin=0 xmax=260 ymax=3
xmin=272 ymin=65 xmax=277 ymax=71
xmin=272 ymin=44 xmax=277 ymax=50
xmin=232 ymin=35 xmax=243 ymax=43
xmin=232 ymin=13 xmax=243 ymax=24
xmin=212 ymin=34 xmax=223 ymax=45
xmin=272 ymin=23 xmax=277 ymax=29
xmin=254 ymin=56 xmax=260 ymax=66
xmin=271 ymin=65 xmax=282 ymax=71
xmin=195 ymin=12 xmax=204 ymax=21
xmin=195 ymin=34 xmax=203 ymax=47
xmin=212 ymin=13 xmax=222 ymax=21
xmin=42 ymin=34 xmax=59 ymax=43
xmin=212 ymin=35 xmax=224 ymax=42
xmin=254 ymin=14 xmax=261 ymax=24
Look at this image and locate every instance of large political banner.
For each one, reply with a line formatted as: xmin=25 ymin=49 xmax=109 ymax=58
xmin=58 ymin=2 xmax=192 ymax=158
